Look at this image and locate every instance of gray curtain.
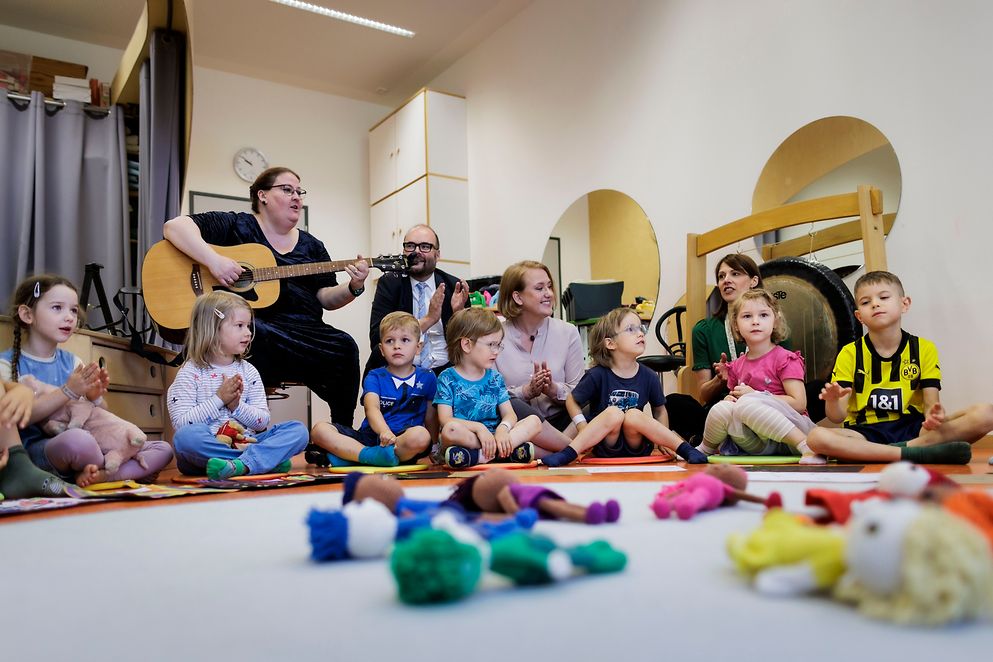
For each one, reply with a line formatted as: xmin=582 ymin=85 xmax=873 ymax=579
xmin=136 ymin=29 xmax=184 ymax=345
xmin=0 ymin=90 xmax=128 ymax=324
xmin=137 ymin=29 xmax=183 ymax=278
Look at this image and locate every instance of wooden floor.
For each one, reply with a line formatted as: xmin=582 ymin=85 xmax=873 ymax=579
xmin=5 ymin=436 xmax=990 ymax=524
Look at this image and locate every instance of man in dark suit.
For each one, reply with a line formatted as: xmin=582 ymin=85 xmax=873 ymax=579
xmin=365 ymin=224 xmax=469 ymax=374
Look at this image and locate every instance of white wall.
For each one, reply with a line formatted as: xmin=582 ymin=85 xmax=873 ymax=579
xmin=0 ymin=24 xmax=122 ymax=83
xmin=184 ymin=66 xmax=390 ymax=420
xmin=431 ymin=0 xmax=993 ymax=408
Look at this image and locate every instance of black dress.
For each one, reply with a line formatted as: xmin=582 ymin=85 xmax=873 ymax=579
xmin=190 ymin=211 xmax=359 ymax=426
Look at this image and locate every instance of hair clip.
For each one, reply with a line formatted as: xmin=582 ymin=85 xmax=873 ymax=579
xmin=213 ymin=308 xmax=225 ymax=320
xmin=33 ymin=282 xmax=41 ymax=298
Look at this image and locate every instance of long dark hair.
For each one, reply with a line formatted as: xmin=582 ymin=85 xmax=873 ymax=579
xmin=714 ymin=253 xmax=763 ymax=319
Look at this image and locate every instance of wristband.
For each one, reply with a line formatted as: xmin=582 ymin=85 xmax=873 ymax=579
xmin=348 ymin=282 xmax=365 ymax=297
xmin=61 ymin=384 xmax=81 ymax=401
xmin=499 ymin=421 xmax=512 ymax=431
xmin=572 ymin=414 xmax=587 ymax=425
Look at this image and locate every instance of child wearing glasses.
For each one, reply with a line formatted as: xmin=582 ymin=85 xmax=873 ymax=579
xmin=541 ymin=308 xmax=708 ymax=466
xmin=435 ymin=308 xmax=541 ymax=469
xmin=695 ymin=289 xmax=824 ymax=463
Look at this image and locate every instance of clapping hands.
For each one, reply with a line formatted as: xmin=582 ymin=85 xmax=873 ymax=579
xmin=216 ymin=374 xmax=244 ymax=412
xmin=0 ymin=381 xmax=33 ymax=429
xmin=713 ymin=353 xmax=730 ymax=382
xmin=525 ymin=362 xmax=555 ymax=400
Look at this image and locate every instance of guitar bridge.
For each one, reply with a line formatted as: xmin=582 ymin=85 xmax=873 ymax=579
xmin=191 ymin=265 xmax=204 ymax=296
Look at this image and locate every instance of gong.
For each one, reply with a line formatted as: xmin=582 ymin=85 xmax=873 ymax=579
xmin=759 ymin=257 xmax=860 ymax=384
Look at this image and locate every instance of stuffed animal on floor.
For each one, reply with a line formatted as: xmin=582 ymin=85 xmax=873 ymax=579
xmin=215 ymin=420 xmax=257 ymax=450
xmin=835 ymin=499 xmax=993 ymax=626
xmin=341 ymin=472 xmax=443 ymax=516
xmin=307 ymin=492 xmax=538 ymax=563
xmin=308 ymin=498 xmax=402 ymax=561
xmin=390 ymin=519 xmax=627 ymax=604
xmin=727 ymin=509 xmax=847 ymax=596
xmin=23 ymin=375 xmax=146 ymax=474
xmin=804 ymin=461 xmax=957 ymax=524
xmin=448 ymin=467 xmax=621 ymax=524
xmin=651 ymin=464 xmax=782 ymax=520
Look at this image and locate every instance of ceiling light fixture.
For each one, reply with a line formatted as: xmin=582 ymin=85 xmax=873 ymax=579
xmin=270 ymin=0 xmax=415 ymax=38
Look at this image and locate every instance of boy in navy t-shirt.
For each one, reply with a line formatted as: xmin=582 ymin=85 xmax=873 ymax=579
xmin=309 ymin=312 xmax=436 ymax=467
xmin=542 ymin=308 xmax=708 ymax=466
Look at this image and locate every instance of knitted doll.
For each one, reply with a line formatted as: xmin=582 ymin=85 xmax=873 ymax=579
xmin=836 ymin=499 xmax=993 ymax=625
xmin=390 ymin=522 xmax=627 ymax=604
xmin=804 ymin=461 xmax=958 ymax=524
xmin=727 ymin=509 xmax=847 ymax=596
xmin=651 ymin=464 xmax=782 ymax=520
xmin=448 ymin=467 xmax=621 ymax=525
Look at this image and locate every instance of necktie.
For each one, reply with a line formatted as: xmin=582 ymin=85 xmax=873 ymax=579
xmin=415 ymin=281 xmax=431 ymax=367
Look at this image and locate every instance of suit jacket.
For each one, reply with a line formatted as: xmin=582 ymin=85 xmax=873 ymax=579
xmin=365 ymin=267 xmax=461 ymax=374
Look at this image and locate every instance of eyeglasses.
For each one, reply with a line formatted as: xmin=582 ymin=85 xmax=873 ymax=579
xmin=614 ymin=324 xmax=647 ymax=337
xmin=475 ymin=340 xmax=505 ymax=352
xmin=268 ymin=184 xmax=307 ymax=198
xmin=402 ymin=241 xmax=437 ymax=253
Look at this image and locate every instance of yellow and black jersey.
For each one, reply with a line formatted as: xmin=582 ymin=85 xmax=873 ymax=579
xmin=831 ymin=331 xmax=941 ymax=426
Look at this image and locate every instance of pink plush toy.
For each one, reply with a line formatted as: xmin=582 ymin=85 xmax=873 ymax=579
xmin=23 ymin=376 xmax=147 ymax=474
xmin=651 ymin=465 xmax=781 ymax=520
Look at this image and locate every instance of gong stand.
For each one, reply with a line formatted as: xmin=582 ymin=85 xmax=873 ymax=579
xmin=681 ymin=184 xmax=888 ymax=398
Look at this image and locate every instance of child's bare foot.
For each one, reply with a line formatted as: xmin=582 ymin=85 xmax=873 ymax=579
xmin=76 ymin=464 xmax=108 ymax=487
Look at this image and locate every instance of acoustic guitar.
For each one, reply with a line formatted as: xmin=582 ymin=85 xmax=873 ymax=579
xmin=141 ymin=240 xmax=407 ymax=330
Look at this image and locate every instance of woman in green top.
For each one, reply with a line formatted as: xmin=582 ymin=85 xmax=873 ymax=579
xmin=691 ymin=253 xmax=764 ymax=406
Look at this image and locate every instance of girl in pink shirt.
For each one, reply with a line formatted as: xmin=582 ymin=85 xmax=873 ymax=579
xmin=697 ymin=289 xmax=824 ymax=464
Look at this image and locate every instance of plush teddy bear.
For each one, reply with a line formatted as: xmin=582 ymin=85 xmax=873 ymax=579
xmin=215 ymin=420 xmax=257 ymax=450
xmin=23 ymin=375 xmax=146 ymax=474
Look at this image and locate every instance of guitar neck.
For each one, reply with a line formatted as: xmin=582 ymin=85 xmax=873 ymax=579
xmin=251 ymin=259 xmax=365 ymax=283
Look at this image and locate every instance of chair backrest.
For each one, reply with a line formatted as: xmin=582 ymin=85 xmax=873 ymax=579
xmin=654 ymin=305 xmax=686 ymax=357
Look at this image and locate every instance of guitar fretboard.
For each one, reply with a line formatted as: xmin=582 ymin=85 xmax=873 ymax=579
xmin=250 ymin=259 xmax=363 ymax=282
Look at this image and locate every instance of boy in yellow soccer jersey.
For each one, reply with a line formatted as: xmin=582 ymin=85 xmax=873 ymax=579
xmin=806 ymin=271 xmax=993 ymax=464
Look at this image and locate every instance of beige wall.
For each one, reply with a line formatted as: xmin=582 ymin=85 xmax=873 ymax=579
xmin=588 ymin=189 xmax=659 ymax=305
xmin=430 ymin=0 xmax=993 ymax=408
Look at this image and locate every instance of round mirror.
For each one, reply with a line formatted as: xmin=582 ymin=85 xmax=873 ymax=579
xmin=753 ymin=116 xmax=901 ymax=275
xmin=544 ymin=190 xmax=659 ymax=322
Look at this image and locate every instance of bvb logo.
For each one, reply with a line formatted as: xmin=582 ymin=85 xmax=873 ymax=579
xmin=901 ymin=362 xmax=920 ymax=380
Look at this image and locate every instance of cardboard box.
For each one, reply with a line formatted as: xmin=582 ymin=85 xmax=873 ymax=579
xmin=29 ymin=56 xmax=88 ymax=97
xmin=0 ymin=49 xmax=31 ymax=94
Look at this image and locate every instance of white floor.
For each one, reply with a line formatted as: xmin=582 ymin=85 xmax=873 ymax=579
xmin=2 ymin=478 xmax=991 ymax=661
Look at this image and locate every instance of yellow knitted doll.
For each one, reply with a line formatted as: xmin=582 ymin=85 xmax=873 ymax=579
xmin=727 ymin=509 xmax=846 ymax=596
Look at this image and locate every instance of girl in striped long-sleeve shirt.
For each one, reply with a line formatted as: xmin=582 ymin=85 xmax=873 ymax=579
xmin=167 ymin=292 xmax=307 ymax=479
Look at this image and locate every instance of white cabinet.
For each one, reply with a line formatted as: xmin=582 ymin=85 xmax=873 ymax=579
xmin=369 ymin=92 xmax=426 ymax=205
xmin=369 ymin=89 xmax=469 ymax=273
xmin=370 ymin=178 xmax=427 ymax=257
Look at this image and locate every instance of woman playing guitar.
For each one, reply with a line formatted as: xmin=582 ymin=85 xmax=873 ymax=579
xmin=162 ymin=167 xmax=369 ymax=427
